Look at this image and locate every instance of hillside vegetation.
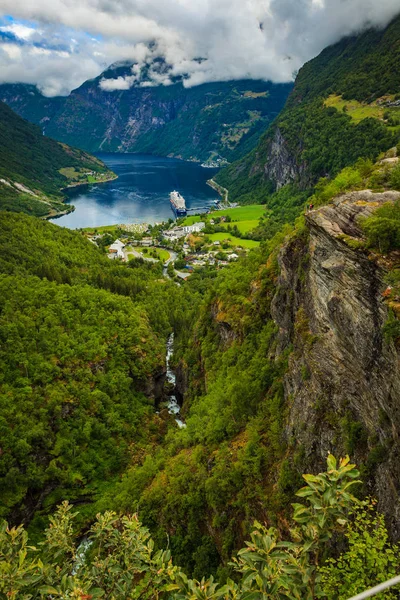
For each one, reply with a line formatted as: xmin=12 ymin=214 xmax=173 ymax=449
xmin=0 ymin=212 xmax=189 ymax=528
xmin=3 ymin=456 xmax=400 ymax=600
xmin=0 ymin=74 xmax=292 ymax=164
xmin=0 ymin=102 xmax=114 ymax=217
xmin=216 ymin=14 xmax=400 ymax=208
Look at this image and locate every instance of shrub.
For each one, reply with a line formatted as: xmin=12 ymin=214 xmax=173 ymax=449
xmin=361 ymin=200 xmax=400 ymax=253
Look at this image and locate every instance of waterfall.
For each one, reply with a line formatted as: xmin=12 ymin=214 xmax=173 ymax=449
xmin=166 ymin=334 xmax=186 ymax=428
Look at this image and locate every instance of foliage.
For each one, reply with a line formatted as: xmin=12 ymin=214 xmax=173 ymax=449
xmin=2 ymin=456 xmax=388 ymax=600
xmin=0 ymin=212 xmax=188 ymax=523
xmin=0 ymin=102 xmax=113 ymax=217
xmin=361 ymin=200 xmax=400 ymax=253
xmin=318 ymin=502 xmax=400 ymax=599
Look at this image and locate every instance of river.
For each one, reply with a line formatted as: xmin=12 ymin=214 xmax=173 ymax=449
xmin=50 ymin=153 xmax=220 ymax=229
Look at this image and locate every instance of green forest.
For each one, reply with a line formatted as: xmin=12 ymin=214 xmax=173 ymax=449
xmin=216 ymin=13 xmax=400 ymax=206
xmin=2 ymin=8 xmax=400 ymax=599
xmin=0 ymin=102 xmax=114 ymax=217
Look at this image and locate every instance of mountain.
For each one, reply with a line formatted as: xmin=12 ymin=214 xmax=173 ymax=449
xmin=0 ymin=211 xmax=183 ymax=525
xmin=2 ymin=12 xmax=400 ymax=588
xmin=216 ymin=13 xmax=400 ymax=205
xmin=0 ymin=66 xmax=292 ymax=164
xmin=0 ymin=101 xmax=115 ymax=217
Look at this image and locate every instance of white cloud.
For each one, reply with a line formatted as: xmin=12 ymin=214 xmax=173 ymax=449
xmin=0 ymin=23 xmax=36 ymax=40
xmin=0 ymin=0 xmax=399 ymax=96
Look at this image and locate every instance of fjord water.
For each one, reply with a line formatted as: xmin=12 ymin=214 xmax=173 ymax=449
xmin=51 ymin=153 xmax=220 ymax=228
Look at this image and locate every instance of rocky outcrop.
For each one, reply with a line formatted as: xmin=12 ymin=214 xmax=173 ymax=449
xmin=263 ymin=127 xmax=307 ymax=190
xmin=272 ymin=190 xmax=400 ymax=536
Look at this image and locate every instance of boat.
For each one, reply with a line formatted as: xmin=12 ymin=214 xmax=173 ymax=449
xmin=170 ymin=191 xmax=187 ymax=217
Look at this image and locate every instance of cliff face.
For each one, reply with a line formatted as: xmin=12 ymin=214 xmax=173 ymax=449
xmin=216 ymin=14 xmax=400 ymax=202
xmin=262 ymin=127 xmax=307 ymax=190
xmin=0 ymin=70 xmax=292 ymax=163
xmin=272 ymin=190 xmax=400 ymax=534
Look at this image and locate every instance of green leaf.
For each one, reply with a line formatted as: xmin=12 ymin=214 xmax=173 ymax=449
xmin=39 ymin=586 xmax=60 ymax=595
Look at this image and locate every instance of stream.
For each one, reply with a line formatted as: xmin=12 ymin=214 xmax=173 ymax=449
xmin=166 ymin=334 xmax=186 ymax=428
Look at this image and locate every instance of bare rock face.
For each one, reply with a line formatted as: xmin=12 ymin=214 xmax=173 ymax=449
xmin=263 ymin=128 xmax=305 ymax=190
xmin=272 ymin=190 xmax=400 ymax=536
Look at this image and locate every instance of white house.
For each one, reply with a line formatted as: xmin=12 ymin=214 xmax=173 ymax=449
xmin=185 ymin=222 xmax=205 ymax=234
xmin=163 ymin=222 xmax=206 ymax=242
xmin=108 ymin=239 xmax=125 ymax=259
xmin=228 ymin=253 xmax=239 ymax=261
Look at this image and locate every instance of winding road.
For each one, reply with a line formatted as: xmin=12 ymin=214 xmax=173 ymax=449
xmin=123 ymin=246 xmax=186 ymax=279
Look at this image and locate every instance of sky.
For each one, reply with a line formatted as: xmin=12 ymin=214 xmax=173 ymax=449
xmin=0 ymin=0 xmax=399 ymax=97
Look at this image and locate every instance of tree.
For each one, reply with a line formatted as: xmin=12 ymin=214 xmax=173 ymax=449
xmin=3 ymin=456 xmax=396 ymax=600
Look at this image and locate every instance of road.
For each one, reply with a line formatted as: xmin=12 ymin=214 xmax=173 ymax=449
xmin=124 ymin=247 xmax=159 ymax=263
xmin=124 ymin=247 xmax=187 ymax=280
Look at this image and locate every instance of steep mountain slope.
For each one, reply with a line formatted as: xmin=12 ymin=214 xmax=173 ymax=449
xmin=0 ymin=212 xmax=186 ymax=525
xmin=0 ymin=66 xmax=292 ymax=163
xmin=0 ymin=102 xmax=115 ymax=217
xmin=216 ymin=13 xmax=400 ymax=203
xmin=102 ymin=157 xmax=400 ymax=577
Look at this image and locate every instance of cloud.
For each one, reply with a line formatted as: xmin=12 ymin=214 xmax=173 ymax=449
xmin=0 ymin=0 xmax=399 ymax=96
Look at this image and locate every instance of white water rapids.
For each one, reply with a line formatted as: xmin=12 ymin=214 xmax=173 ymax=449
xmin=166 ymin=334 xmax=186 ymax=428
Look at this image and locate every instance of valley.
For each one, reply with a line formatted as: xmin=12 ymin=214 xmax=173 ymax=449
xmin=1 ymin=6 xmax=400 ymax=599
xmin=49 ymin=153 xmax=220 ymax=228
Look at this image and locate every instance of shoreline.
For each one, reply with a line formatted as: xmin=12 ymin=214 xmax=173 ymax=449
xmin=48 ymin=171 xmax=118 ymax=221
xmin=60 ymin=171 xmax=118 ymax=194
xmin=207 ymin=178 xmax=229 ymax=204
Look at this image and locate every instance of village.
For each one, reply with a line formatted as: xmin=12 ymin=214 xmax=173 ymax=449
xmin=85 ymin=204 xmax=264 ymax=280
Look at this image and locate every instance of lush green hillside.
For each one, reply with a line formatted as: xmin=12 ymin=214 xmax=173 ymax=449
xmin=0 ymin=102 xmax=115 ymax=217
xmin=216 ymin=13 xmax=400 ymax=207
xmin=2 ymin=16 xmax=400 ymax=586
xmin=0 ymin=212 xmax=186 ymax=527
xmin=2 ymin=159 xmax=400 ymax=581
xmin=0 ymin=70 xmax=292 ymax=164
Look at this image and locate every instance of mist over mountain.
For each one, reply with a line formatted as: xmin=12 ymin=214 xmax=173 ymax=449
xmin=0 ymin=63 xmax=292 ymax=163
xmin=2 ymin=3 xmax=400 ymax=597
xmin=1 ymin=0 xmax=400 ymax=96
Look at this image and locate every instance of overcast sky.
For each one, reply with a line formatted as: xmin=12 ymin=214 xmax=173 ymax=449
xmin=0 ymin=0 xmax=399 ymax=96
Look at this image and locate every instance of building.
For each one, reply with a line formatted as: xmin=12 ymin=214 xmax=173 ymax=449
xmin=228 ymin=253 xmax=239 ymax=261
xmin=163 ymin=222 xmax=206 ymax=242
xmin=137 ymin=237 xmax=153 ymax=247
xmin=108 ymin=239 xmax=125 ymax=259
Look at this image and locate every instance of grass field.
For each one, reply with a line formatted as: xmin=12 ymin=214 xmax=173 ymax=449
xmin=217 ymin=205 xmax=265 ymax=220
xmin=182 ymin=215 xmax=203 ymax=225
xmin=207 ymin=232 xmax=260 ymax=248
xmin=182 ymin=204 xmax=265 ymax=226
xmin=219 ymin=219 xmax=260 ymax=234
xmin=324 ymin=94 xmax=400 ymax=127
xmin=133 ymin=246 xmax=170 ymax=261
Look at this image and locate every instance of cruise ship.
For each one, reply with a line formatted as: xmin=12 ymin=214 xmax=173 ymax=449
xmin=170 ymin=191 xmax=187 ymax=217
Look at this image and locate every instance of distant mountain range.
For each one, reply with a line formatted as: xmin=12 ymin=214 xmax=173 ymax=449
xmin=0 ymin=65 xmax=292 ymax=164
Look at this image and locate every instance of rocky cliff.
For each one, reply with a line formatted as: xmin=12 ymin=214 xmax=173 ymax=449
xmin=216 ymin=13 xmax=400 ymax=202
xmin=272 ymin=190 xmax=400 ymax=534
